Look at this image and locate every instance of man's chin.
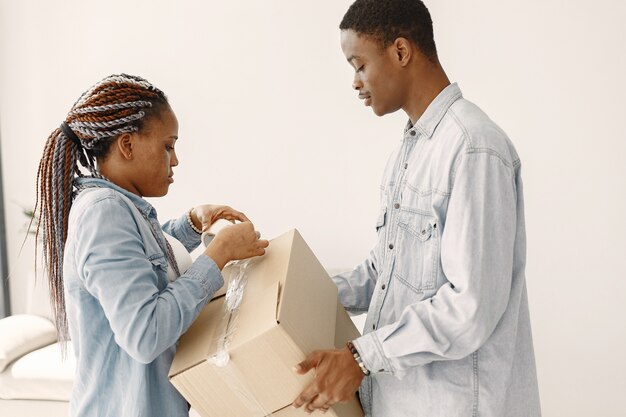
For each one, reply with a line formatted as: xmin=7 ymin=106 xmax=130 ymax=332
xmin=371 ymin=102 xmax=402 ymax=117
xmin=372 ymin=105 xmax=390 ymax=117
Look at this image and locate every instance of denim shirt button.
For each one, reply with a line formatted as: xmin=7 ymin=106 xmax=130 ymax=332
xmin=410 ymin=130 xmax=416 ymax=136
xmin=373 ymin=324 xmax=376 ymax=330
xmin=381 ymin=284 xmax=386 ymax=290
xmin=393 ymin=203 xmax=400 ymax=209
xmin=404 ymin=163 xmax=408 ymax=169
xmin=388 ymin=243 xmax=394 ymax=250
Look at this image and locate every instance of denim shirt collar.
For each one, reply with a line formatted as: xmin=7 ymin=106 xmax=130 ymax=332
xmin=404 ymin=82 xmax=463 ymax=139
xmin=75 ymin=177 xmax=157 ymax=218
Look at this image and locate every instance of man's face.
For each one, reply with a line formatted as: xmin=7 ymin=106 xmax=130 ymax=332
xmin=340 ymin=29 xmax=405 ymax=116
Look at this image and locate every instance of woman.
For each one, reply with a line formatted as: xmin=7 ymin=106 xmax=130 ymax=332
xmin=34 ymin=73 xmax=269 ymax=417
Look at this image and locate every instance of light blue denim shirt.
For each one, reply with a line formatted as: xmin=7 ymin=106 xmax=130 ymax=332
xmin=63 ymin=177 xmax=223 ymax=417
xmin=333 ymin=83 xmax=541 ymax=417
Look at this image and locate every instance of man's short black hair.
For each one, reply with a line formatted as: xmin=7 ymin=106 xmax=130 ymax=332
xmin=340 ymin=0 xmax=437 ymax=61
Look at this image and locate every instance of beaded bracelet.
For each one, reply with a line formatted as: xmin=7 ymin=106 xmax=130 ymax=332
xmin=186 ymin=209 xmax=203 ymax=234
xmin=346 ymin=341 xmax=370 ymax=376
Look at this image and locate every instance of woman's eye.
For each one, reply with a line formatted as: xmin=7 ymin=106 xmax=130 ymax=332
xmin=357 ymin=65 xmax=364 ymax=72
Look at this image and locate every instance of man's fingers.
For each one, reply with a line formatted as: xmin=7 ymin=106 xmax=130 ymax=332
xmin=306 ymin=393 xmax=330 ymax=412
xmin=294 ymin=352 xmax=319 ymax=374
xmin=292 ymin=383 xmax=319 ymax=408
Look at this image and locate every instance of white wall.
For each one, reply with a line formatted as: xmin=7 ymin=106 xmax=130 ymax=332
xmin=1 ymin=1 xmax=625 ymax=416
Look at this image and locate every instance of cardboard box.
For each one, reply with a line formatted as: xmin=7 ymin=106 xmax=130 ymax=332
xmin=169 ymin=229 xmax=364 ymax=417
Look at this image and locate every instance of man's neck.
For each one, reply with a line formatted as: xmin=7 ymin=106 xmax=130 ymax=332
xmin=403 ymin=62 xmax=451 ymax=125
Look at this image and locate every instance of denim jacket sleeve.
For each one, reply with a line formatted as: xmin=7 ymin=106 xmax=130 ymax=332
xmin=354 ymin=151 xmax=517 ymax=375
xmin=161 ymin=212 xmax=202 ymax=253
xmin=332 ymin=246 xmax=380 ymax=314
xmin=73 ymin=195 xmax=223 ymax=364
xmin=332 ymin=200 xmax=387 ymax=314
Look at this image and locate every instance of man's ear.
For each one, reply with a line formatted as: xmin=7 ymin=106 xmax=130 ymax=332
xmin=116 ymin=133 xmax=134 ymax=160
xmin=393 ymin=37 xmax=412 ymax=67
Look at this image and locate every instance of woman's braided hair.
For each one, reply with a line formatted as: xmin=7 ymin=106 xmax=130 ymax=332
xmin=34 ymin=74 xmax=168 ymax=342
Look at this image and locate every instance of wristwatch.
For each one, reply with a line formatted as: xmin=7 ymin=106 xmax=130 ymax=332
xmin=346 ymin=341 xmax=370 ymax=376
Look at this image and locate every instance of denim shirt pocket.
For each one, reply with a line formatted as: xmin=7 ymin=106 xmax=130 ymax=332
xmin=394 ymin=210 xmax=439 ymax=294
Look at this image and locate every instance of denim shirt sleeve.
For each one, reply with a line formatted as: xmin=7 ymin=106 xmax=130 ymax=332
xmin=354 ymin=151 xmax=517 ymax=375
xmin=161 ymin=212 xmax=202 ymax=252
xmin=73 ymin=195 xmax=223 ymax=364
xmin=332 ymin=246 xmax=380 ymax=314
xmin=333 ymin=200 xmax=387 ymax=314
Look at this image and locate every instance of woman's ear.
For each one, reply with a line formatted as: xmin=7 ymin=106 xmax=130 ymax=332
xmin=116 ymin=133 xmax=134 ymax=160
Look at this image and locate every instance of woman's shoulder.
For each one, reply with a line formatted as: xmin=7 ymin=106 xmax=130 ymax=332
xmin=70 ymin=187 xmax=135 ymax=222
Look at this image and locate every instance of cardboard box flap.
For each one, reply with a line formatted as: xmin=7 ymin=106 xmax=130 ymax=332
xmin=169 ymin=281 xmax=280 ymax=379
xmin=223 ymin=230 xmax=293 ymax=349
xmin=277 ymin=230 xmax=338 ymax=354
xmin=230 ymin=280 xmax=281 ymax=350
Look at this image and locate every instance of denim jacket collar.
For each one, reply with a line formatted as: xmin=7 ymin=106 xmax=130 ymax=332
xmin=75 ymin=177 xmax=157 ymax=218
xmin=405 ymin=82 xmax=463 ymax=139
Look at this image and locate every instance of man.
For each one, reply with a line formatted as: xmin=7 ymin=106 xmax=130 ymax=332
xmin=292 ymin=1 xmax=541 ymax=416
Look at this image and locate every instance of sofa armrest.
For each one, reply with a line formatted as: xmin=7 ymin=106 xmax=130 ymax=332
xmin=0 ymin=315 xmax=57 ymax=372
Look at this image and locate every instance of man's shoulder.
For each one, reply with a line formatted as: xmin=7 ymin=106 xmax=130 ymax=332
xmin=444 ymin=98 xmax=519 ymax=164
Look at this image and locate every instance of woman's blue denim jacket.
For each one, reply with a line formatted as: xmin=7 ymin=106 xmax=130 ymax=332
xmin=63 ymin=177 xmax=223 ymax=417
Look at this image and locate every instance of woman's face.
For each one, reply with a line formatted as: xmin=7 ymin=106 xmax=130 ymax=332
xmin=127 ymin=105 xmax=179 ymax=197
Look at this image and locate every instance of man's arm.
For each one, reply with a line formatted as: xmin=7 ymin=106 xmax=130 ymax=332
xmin=332 ymin=246 xmax=380 ymax=314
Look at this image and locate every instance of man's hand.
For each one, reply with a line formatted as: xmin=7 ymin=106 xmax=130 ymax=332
xmin=292 ymin=346 xmax=365 ymax=413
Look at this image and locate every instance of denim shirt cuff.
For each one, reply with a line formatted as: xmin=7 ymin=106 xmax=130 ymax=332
xmin=354 ymin=331 xmax=394 ymax=375
xmin=184 ymin=254 xmax=224 ymax=297
xmin=171 ymin=212 xmax=202 ymax=250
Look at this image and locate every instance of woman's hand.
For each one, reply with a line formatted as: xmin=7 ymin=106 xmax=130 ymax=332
xmin=190 ymin=205 xmax=250 ymax=232
xmin=204 ymin=222 xmax=269 ymax=269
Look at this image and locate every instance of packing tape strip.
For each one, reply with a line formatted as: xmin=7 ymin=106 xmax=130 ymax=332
xmin=211 ymin=359 xmax=275 ymax=417
xmin=209 ymin=259 xmax=250 ymax=365
xmin=207 ymin=259 xmax=273 ymax=416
